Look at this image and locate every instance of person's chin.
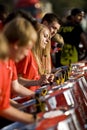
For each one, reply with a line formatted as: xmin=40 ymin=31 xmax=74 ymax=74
xmin=44 ymin=45 xmax=46 ymax=49
xmin=16 ymin=57 xmax=24 ymax=62
xmin=41 ymin=45 xmax=46 ymax=49
xmin=15 ymin=59 xmax=19 ymax=63
xmin=51 ymin=34 xmax=55 ymax=38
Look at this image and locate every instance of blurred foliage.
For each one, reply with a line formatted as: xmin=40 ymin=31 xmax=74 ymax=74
xmin=0 ymin=0 xmax=87 ymax=17
xmin=49 ymin=0 xmax=87 ymax=17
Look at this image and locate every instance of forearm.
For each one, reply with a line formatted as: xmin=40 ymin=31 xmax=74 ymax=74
xmin=18 ymin=77 xmax=39 ymax=87
xmin=10 ymin=99 xmax=23 ymax=108
xmin=0 ymin=106 xmax=34 ymax=124
xmin=80 ymin=33 xmax=87 ymax=50
xmin=13 ymin=84 xmax=35 ymax=97
xmin=46 ymin=56 xmax=51 ymax=74
xmin=11 ymin=80 xmax=35 ymax=97
xmin=10 ymin=99 xmax=19 ymax=106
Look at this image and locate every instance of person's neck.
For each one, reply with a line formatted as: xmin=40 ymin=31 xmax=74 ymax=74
xmin=0 ymin=57 xmax=9 ymax=63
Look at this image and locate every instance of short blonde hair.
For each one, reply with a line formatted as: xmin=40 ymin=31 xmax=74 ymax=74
xmin=3 ymin=17 xmax=37 ymax=46
xmin=0 ymin=33 xmax=9 ymax=59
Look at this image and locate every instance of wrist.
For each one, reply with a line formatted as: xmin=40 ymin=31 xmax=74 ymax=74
xmin=33 ymin=112 xmax=37 ymax=121
xmin=36 ymin=80 xmax=40 ymax=86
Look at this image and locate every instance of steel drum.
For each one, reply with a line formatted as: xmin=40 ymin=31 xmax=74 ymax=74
xmin=65 ymin=108 xmax=84 ymax=130
xmin=73 ymin=78 xmax=87 ymax=120
xmin=36 ymin=113 xmax=74 ymax=130
xmin=57 ymin=115 xmax=76 ymax=130
xmin=46 ymin=86 xmax=77 ymax=111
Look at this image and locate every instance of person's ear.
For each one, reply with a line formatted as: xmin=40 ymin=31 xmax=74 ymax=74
xmin=43 ymin=20 xmax=49 ymax=26
xmin=13 ymin=41 xmax=19 ymax=50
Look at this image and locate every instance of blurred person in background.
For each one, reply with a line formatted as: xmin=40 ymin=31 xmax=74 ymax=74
xmin=0 ymin=4 xmax=9 ymax=31
xmin=51 ymin=33 xmax=64 ymax=68
xmin=41 ymin=13 xmax=61 ymax=38
xmin=4 ymin=9 xmax=37 ymax=26
xmin=59 ymin=8 xmax=87 ymax=66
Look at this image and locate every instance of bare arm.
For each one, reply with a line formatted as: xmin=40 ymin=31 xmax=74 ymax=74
xmin=80 ymin=32 xmax=87 ymax=50
xmin=18 ymin=76 xmax=49 ymax=87
xmin=18 ymin=77 xmax=39 ymax=87
xmin=46 ymin=56 xmax=52 ymax=74
xmin=0 ymin=106 xmax=34 ymax=124
xmin=10 ymin=99 xmax=24 ymax=108
xmin=11 ymin=80 xmax=35 ymax=97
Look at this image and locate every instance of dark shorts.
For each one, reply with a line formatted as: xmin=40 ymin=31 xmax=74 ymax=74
xmin=0 ymin=117 xmax=14 ymax=129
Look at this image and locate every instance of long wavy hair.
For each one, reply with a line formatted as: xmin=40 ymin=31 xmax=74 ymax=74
xmin=32 ymin=23 xmax=51 ymax=75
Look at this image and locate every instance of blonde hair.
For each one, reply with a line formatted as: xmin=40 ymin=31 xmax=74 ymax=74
xmin=3 ymin=17 xmax=37 ymax=46
xmin=32 ymin=23 xmax=51 ymax=75
xmin=0 ymin=33 xmax=9 ymax=59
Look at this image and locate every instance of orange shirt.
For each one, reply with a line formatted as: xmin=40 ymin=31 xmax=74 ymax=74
xmin=0 ymin=59 xmax=17 ymax=110
xmin=16 ymin=50 xmax=40 ymax=91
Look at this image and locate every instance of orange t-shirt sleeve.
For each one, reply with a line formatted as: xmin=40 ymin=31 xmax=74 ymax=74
xmin=0 ymin=60 xmax=17 ymax=110
xmin=0 ymin=91 xmax=10 ymax=111
xmin=0 ymin=63 xmax=10 ymax=110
